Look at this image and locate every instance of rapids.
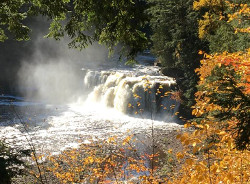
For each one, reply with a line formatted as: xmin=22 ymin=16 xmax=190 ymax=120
xmin=0 ymin=64 xmax=182 ymax=154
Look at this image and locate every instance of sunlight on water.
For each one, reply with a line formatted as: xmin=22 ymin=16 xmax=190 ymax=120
xmin=0 ymin=65 xmax=182 ymax=155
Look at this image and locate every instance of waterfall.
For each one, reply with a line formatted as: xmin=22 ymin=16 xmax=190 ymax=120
xmin=83 ymin=68 xmax=180 ymax=120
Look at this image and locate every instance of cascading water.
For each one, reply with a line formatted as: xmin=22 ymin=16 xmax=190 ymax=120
xmin=0 ymin=64 xmax=182 ymax=154
xmin=83 ymin=67 xmax=180 ymax=120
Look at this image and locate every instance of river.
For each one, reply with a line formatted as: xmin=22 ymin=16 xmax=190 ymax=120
xmin=0 ymin=64 xmax=182 ymax=155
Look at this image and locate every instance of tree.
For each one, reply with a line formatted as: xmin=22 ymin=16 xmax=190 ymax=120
xmin=169 ymin=50 xmax=250 ymax=183
xmin=147 ymin=0 xmax=208 ymax=112
xmin=194 ymin=51 xmax=250 ymax=150
xmin=0 ymin=0 xmax=149 ymax=59
xmin=0 ymin=0 xmax=31 ymax=41
xmin=193 ymin=0 xmax=250 ymax=150
xmin=193 ymin=0 xmax=250 ymax=53
xmin=167 ymin=2 xmax=249 ymax=182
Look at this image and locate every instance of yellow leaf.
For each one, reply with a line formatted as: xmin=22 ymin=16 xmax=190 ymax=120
xmin=198 ymin=50 xmax=203 ymax=55
xmin=123 ymin=136 xmax=132 ymax=145
xmin=168 ymin=149 xmax=173 ymax=154
xmin=206 ymin=142 xmax=214 ymax=149
xmin=184 ymin=140 xmax=190 ymax=145
xmin=204 ymin=124 xmax=209 ymax=129
xmin=176 ymin=134 xmax=182 ymax=139
xmin=193 ymin=130 xmax=200 ymax=136
xmin=227 ymin=173 xmax=234 ymax=182
xmin=184 ymin=123 xmax=191 ymax=128
xmin=193 ymin=146 xmax=199 ymax=154
xmin=218 ymin=131 xmax=227 ymax=135
xmin=107 ymin=137 xmax=115 ymax=143
xmin=176 ymin=152 xmax=184 ymax=159
xmin=211 ymin=164 xmax=219 ymax=173
xmin=196 ymin=124 xmax=204 ymax=129
xmin=186 ymin=159 xmax=194 ymax=165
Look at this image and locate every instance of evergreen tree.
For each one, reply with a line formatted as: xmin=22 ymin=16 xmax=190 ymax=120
xmin=148 ymin=0 xmax=208 ymax=112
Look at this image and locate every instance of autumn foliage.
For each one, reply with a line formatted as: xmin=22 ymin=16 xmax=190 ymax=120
xmin=169 ymin=50 xmax=250 ymax=183
xmin=31 ymin=135 xmax=165 ymax=183
xmin=24 ymin=1 xmax=250 ymax=183
xmin=168 ymin=1 xmax=250 ymax=183
xmin=31 ymin=48 xmax=249 ymax=183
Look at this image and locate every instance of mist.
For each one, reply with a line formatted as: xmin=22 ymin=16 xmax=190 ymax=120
xmin=1 ymin=16 xmax=126 ymax=103
xmin=18 ymin=31 xmax=120 ymax=104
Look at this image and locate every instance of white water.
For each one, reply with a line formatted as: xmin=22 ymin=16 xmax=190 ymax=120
xmin=83 ymin=66 xmax=179 ymax=116
xmin=0 ymin=65 xmax=181 ymax=154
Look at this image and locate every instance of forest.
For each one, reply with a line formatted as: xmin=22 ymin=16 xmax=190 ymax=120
xmin=0 ymin=0 xmax=249 ymax=183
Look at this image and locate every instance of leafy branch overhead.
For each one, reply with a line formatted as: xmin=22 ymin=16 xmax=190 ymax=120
xmin=0 ymin=0 xmax=148 ymax=59
xmin=1 ymin=1 xmax=250 ymax=183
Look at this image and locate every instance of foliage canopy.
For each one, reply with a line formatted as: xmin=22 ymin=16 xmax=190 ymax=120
xmin=1 ymin=1 xmax=250 ymax=182
xmin=194 ymin=0 xmax=250 ymax=53
xmin=0 ymin=0 xmax=148 ymax=59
